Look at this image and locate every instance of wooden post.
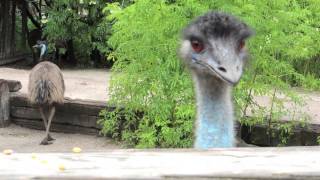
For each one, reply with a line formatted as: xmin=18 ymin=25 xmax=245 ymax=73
xmin=0 ymin=79 xmax=22 ymax=92
xmin=0 ymin=80 xmax=10 ymax=127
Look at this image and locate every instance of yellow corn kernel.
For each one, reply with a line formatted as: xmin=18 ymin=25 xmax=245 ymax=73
xmin=31 ymin=153 xmax=37 ymax=159
xmin=58 ymin=164 xmax=66 ymax=171
xmin=72 ymin=147 xmax=82 ymax=153
xmin=3 ymin=149 xmax=13 ymax=155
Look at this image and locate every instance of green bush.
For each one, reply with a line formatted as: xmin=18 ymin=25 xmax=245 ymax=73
xmin=43 ymin=0 xmax=114 ymax=65
xmin=99 ymin=0 xmax=320 ymax=148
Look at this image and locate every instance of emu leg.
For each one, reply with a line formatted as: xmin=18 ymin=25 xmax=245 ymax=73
xmin=39 ymin=107 xmax=55 ymax=142
xmin=39 ymin=107 xmax=48 ymax=129
xmin=40 ymin=106 xmax=56 ymax=145
xmin=46 ymin=106 xmax=56 ymax=141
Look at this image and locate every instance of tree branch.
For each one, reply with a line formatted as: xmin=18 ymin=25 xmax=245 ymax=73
xmin=30 ymin=1 xmax=40 ymax=14
xmin=43 ymin=0 xmax=53 ymax=8
xmin=26 ymin=6 xmax=41 ymax=29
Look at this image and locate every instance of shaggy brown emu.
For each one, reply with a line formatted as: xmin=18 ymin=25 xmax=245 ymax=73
xmin=28 ymin=61 xmax=65 ymax=145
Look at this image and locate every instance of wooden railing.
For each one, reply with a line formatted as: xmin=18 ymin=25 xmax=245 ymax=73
xmin=1 ymin=147 xmax=320 ymax=179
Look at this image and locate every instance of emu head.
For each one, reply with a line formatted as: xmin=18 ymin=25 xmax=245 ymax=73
xmin=180 ymin=12 xmax=253 ymax=85
xmin=33 ymin=40 xmax=45 ymax=48
xmin=32 ymin=40 xmax=48 ymax=60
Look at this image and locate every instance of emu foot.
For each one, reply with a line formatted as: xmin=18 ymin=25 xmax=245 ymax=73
xmin=47 ymin=134 xmax=55 ymax=141
xmin=40 ymin=138 xmax=53 ymax=145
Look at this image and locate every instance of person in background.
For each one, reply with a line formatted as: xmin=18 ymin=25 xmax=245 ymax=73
xmin=33 ymin=40 xmax=48 ymax=62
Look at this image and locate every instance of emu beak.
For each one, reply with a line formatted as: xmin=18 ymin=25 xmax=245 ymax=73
xmin=208 ymin=59 xmax=243 ymax=85
xmin=192 ymin=54 xmax=243 ymax=85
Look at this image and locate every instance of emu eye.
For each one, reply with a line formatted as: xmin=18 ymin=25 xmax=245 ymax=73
xmin=238 ymin=40 xmax=245 ymax=51
xmin=191 ymin=40 xmax=204 ymax=53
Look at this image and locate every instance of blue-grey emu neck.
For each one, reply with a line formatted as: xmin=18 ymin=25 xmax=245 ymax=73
xmin=179 ymin=12 xmax=253 ymax=149
xmin=193 ymin=72 xmax=234 ymax=148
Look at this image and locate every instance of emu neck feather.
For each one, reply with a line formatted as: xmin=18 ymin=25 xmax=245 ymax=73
xmin=193 ymin=72 xmax=234 ymax=149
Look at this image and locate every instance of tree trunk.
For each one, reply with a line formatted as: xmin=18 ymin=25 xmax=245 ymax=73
xmin=20 ymin=0 xmax=29 ymax=49
xmin=39 ymin=0 xmax=42 ymax=19
xmin=67 ymin=39 xmax=77 ymax=65
xmin=0 ymin=80 xmax=10 ymax=128
xmin=0 ymin=0 xmax=16 ymax=60
xmin=28 ymin=29 xmax=42 ymax=65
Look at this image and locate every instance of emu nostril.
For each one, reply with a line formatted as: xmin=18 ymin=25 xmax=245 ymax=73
xmin=218 ymin=67 xmax=227 ymax=72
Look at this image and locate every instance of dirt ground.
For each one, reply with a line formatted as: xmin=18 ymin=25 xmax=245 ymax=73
xmin=0 ymin=124 xmax=120 ymax=152
xmin=0 ymin=67 xmax=110 ymax=101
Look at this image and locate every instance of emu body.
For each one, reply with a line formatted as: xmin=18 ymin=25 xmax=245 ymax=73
xmin=180 ymin=12 xmax=253 ymax=149
xmin=28 ymin=61 xmax=65 ymax=145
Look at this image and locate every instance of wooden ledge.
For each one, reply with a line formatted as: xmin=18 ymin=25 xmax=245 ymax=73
xmin=1 ymin=147 xmax=320 ymax=179
xmin=9 ymin=92 xmax=113 ymax=134
xmin=0 ymin=79 xmax=22 ymax=92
